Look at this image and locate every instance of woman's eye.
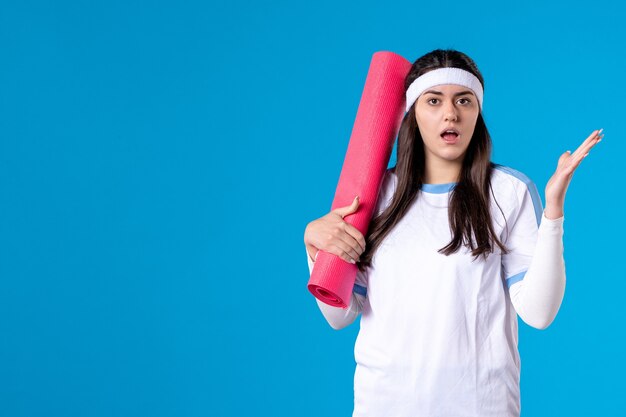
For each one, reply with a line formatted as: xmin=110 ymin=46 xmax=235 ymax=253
xmin=427 ymin=98 xmax=439 ymax=105
xmin=458 ymin=98 xmax=471 ymax=105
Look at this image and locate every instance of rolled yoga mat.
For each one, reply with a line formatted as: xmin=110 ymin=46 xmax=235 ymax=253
xmin=308 ymin=51 xmax=411 ymax=308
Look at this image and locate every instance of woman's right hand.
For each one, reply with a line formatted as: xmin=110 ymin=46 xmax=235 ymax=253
xmin=304 ymin=196 xmax=366 ymax=265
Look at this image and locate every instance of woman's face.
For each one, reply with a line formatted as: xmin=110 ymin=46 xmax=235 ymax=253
xmin=414 ymin=83 xmax=480 ymax=166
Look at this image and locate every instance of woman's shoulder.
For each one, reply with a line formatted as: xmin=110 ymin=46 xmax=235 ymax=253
xmin=490 ymin=163 xmax=543 ymax=225
xmin=491 ymin=163 xmax=538 ymax=196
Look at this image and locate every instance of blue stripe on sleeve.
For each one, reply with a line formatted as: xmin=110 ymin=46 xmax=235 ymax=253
xmin=506 ymin=270 xmax=527 ymax=288
xmin=353 ymin=283 xmax=367 ymax=297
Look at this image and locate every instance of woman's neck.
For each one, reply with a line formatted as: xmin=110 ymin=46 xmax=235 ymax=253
xmin=423 ymin=159 xmax=462 ymax=184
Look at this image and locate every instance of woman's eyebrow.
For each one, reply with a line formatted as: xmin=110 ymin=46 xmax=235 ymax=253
xmin=423 ymin=90 xmax=474 ymax=97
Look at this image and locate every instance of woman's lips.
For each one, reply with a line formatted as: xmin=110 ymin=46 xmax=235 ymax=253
xmin=441 ymin=133 xmax=459 ymax=144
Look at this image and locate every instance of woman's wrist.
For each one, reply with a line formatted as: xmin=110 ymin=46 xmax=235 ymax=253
xmin=543 ymin=203 xmax=564 ymax=220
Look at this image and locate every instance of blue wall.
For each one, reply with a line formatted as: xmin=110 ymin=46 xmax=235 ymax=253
xmin=1 ymin=0 xmax=623 ymax=415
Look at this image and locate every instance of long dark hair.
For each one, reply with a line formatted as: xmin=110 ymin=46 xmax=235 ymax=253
xmin=357 ymin=49 xmax=510 ymax=272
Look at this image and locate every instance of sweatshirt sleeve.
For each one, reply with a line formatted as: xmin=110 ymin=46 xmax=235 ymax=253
xmin=305 ymin=169 xmax=397 ymax=330
xmin=306 ymin=250 xmax=366 ymax=330
xmin=508 ymin=211 xmax=566 ymax=330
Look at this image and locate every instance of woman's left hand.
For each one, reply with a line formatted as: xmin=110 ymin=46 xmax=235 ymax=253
xmin=544 ymin=129 xmax=604 ymax=219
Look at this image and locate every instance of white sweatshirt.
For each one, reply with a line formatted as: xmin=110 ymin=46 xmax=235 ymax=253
xmin=308 ymin=211 xmax=565 ymax=331
xmin=306 ymin=165 xmax=566 ymax=417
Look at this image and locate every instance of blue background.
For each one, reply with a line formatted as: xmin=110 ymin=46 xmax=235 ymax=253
xmin=1 ymin=1 xmax=623 ymax=416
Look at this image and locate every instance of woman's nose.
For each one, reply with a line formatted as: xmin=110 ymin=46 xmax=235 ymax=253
xmin=444 ymin=111 xmax=458 ymax=122
xmin=444 ymin=103 xmax=458 ymax=121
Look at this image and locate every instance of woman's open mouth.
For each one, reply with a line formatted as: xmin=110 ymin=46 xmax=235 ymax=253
xmin=441 ymin=131 xmax=459 ymax=144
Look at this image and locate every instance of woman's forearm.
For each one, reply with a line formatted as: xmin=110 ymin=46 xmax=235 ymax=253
xmin=306 ymin=250 xmax=364 ymax=330
xmin=509 ymin=211 xmax=566 ymax=330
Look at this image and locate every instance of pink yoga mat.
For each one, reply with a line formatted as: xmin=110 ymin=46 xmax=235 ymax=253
xmin=308 ymin=51 xmax=411 ymax=308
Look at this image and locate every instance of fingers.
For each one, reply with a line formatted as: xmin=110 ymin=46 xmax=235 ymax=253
xmin=329 ymin=239 xmax=362 ymax=264
xmin=343 ymin=222 xmax=367 ymax=253
xmin=561 ymin=129 xmax=603 ymax=176
xmin=561 ymin=130 xmax=603 ymax=174
xmin=585 ymin=129 xmax=603 ymax=155
xmin=320 ymin=194 xmax=371 ymax=263
xmin=334 ymin=225 xmax=365 ymax=263
xmin=582 ymin=131 xmax=603 ymax=159
xmin=332 ymin=195 xmax=360 ymax=218
xmin=321 ymin=221 xmax=366 ymax=264
xmin=572 ymin=129 xmax=603 ymax=159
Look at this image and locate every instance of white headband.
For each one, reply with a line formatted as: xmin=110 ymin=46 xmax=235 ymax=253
xmin=405 ymin=67 xmax=484 ymax=113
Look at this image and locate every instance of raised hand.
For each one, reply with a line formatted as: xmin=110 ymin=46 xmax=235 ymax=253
xmin=544 ymin=129 xmax=604 ymax=219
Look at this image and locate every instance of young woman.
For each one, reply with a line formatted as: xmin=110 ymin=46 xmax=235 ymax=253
xmin=303 ymin=49 xmax=602 ymax=417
